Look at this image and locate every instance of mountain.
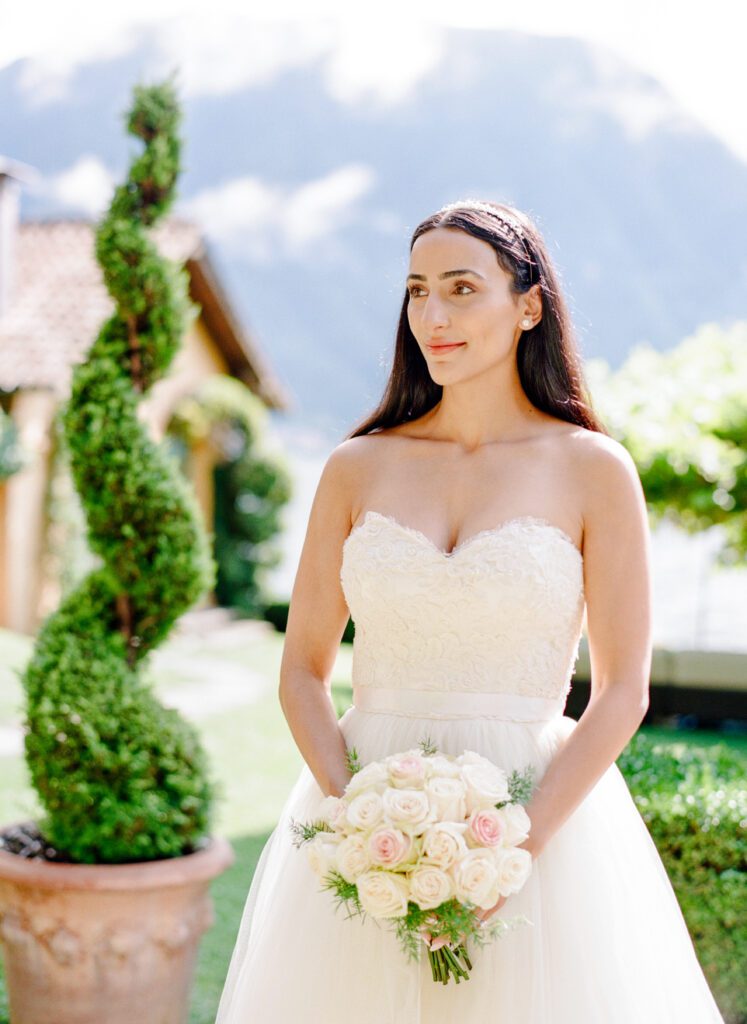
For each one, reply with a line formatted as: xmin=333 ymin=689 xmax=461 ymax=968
xmin=2 ymin=25 xmax=746 ymax=444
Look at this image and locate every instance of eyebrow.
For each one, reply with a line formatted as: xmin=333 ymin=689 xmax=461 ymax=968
xmin=406 ymin=268 xmax=486 ymax=282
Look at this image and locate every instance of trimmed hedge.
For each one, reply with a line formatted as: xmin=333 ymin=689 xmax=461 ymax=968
xmin=618 ymin=732 xmax=746 ymax=1023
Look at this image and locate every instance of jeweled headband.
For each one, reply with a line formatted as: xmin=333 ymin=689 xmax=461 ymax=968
xmin=437 ymin=198 xmax=527 ymax=243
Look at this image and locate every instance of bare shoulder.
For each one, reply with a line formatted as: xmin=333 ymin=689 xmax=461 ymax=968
xmin=323 ymin=433 xmax=386 ymax=480
xmin=326 ymin=433 xmax=385 ymax=464
xmin=318 ymin=434 xmax=388 ymax=524
xmin=540 ymin=424 xmax=638 ymax=491
xmin=563 ymin=428 xmax=648 ymax=551
xmin=567 ymin=429 xmax=643 ymax=502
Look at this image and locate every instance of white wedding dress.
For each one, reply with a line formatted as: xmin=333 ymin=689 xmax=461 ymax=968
xmin=215 ymin=509 xmax=726 ymax=1023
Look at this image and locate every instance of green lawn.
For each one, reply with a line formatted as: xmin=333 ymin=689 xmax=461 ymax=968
xmin=0 ymin=623 xmax=742 ymax=1023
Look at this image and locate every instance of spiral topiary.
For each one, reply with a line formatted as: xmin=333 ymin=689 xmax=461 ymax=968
xmin=21 ymin=77 xmax=217 ymax=864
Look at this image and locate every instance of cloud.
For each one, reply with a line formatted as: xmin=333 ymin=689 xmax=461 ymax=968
xmin=43 ymin=155 xmax=115 ymax=216
xmin=321 ymin=17 xmax=443 ymax=108
xmin=147 ymin=13 xmax=444 ymax=109
xmin=9 ymin=16 xmax=146 ymax=107
xmin=149 ymin=16 xmax=332 ymax=98
xmin=6 ymin=7 xmax=743 ymax=159
xmin=179 ymin=162 xmax=377 ymax=261
xmin=7 ymin=9 xmax=443 ymax=112
xmin=569 ymin=46 xmax=699 ymax=143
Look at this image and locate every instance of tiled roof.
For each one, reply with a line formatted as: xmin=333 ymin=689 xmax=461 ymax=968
xmin=0 ymin=219 xmax=290 ymax=409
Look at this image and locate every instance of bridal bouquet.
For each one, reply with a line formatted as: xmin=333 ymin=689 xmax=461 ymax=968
xmin=289 ymin=737 xmax=535 ymax=985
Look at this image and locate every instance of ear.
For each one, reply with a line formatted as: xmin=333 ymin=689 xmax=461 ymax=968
xmin=523 ymin=283 xmax=543 ymax=324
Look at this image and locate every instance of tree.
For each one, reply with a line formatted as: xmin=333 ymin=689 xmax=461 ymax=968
xmin=587 ymin=321 xmax=747 ymax=566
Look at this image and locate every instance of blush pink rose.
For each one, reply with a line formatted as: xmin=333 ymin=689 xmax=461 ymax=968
xmin=387 ymin=753 xmax=427 ymax=789
xmin=368 ymin=827 xmax=413 ymax=868
xmin=467 ymin=808 xmax=506 ymax=847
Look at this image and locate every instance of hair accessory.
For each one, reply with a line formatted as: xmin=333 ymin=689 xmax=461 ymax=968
xmin=438 ymin=198 xmax=527 ymax=241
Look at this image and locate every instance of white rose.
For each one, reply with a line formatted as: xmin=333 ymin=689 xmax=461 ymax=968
xmin=497 ymin=803 xmax=532 ymax=846
xmin=424 ymin=776 xmax=467 ymax=822
xmin=425 ymin=755 xmax=463 ymax=779
xmin=450 ymin=848 xmax=500 ymax=909
xmin=346 ymin=790 xmax=385 ymax=831
xmin=356 ymin=870 xmax=410 ymax=919
xmin=316 ymin=795 xmax=348 ymax=832
xmin=344 ymin=761 xmax=390 ymax=797
xmin=460 ymin=761 xmax=510 ymax=814
xmin=336 ymin=834 xmax=372 ymax=882
xmin=457 ymin=750 xmax=488 ymax=764
xmin=381 ymin=787 xmax=434 ymax=834
xmin=409 ymin=865 xmax=454 ymax=910
xmin=316 ymin=794 xmax=340 ymax=818
xmin=421 ymin=822 xmax=469 ymax=870
xmin=306 ymin=832 xmax=342 ymax=880
xmin=492 ymin=847 xmax=533 ymax=897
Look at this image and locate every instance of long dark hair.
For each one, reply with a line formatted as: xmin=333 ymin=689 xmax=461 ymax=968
xmin=344 ymin=199 xmax=608 ymax=439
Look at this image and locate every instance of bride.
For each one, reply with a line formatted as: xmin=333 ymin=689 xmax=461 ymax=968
xmin=215 ymin=199 xmax=726 ymax=1022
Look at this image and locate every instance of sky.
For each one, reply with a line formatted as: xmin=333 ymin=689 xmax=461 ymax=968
xmin=2 ymin=0 xmax=745 ymax=165
xmin=3 ymin=0 xmax=745 ymax=637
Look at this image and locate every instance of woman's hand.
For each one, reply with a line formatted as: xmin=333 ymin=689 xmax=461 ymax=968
xmin=421 ymin=892 xmax=510 ymax=951
xmin=422 ymin=833 xmax=539 ymax=950
xmin=471 ymin=833 xmax=539 ymax=929
xmin=473 ymin=892 xmax=509 ymax=927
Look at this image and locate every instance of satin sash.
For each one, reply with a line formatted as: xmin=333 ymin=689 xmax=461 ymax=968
xmin=352 ymin=684 xmax=567 ymax=722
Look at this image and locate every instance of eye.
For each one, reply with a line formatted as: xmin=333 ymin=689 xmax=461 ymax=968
xmin=407 ymin=281 xmax=475 ymax=298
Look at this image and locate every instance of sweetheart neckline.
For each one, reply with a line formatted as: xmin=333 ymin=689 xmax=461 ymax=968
xmin=344 ymin=509 xmax=584 ymax=562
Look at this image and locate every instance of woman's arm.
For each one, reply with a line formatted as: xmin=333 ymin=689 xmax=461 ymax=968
xmin=278 ymin=440 xmax=363 ymax=798
xmin=519 ymin=435 xmax=653 ymax=859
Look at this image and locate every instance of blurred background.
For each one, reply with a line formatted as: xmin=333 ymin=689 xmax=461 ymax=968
xmin=1 ymin=0 xmax=745 ymax=652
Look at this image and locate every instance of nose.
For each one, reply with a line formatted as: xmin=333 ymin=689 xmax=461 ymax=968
xmin=418 ymin=292 xmax=450 ymax=331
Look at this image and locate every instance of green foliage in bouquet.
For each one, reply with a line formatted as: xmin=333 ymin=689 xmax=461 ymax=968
xmin=168 ymin=374 xmax=293 ymax=616
xmin=587 ymin=323 xmax=747 ymax=565
xmin=20 ymin=77 xmax=217 ymax=864
xmin=618 ymin=733 xmax=746 ymax=1023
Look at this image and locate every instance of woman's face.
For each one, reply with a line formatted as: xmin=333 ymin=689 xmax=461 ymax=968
xmin=406 ymin=226 xmax=528 ymax=380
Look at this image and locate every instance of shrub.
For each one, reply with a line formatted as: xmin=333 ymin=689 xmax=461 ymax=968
xmin=20 ymin=78 xmax=217 ymax=864
xmin=168 ymin=375 xmax=293 ymax=616
xmin=618 ymin=732 xmax=746 ymax=1022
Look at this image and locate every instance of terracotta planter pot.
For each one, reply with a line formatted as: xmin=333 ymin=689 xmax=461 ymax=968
xmin=0 ymin=830 xmax=235 ymax=1024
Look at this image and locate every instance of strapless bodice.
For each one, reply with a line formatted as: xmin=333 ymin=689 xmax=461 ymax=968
xmin=339 ymin=510 xmax=585 ymax=717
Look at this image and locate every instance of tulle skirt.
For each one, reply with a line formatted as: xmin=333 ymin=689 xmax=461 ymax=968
xmin=215 ymin=704 xmax=725 ymax=1023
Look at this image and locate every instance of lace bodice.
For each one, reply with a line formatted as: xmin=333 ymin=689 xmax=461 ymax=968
xmin=339 ymin=510 xmax=585 ymax=702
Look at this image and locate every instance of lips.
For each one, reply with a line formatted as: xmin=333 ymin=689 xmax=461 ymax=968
xmin=427 ymin=342 xmax=466 ymax=352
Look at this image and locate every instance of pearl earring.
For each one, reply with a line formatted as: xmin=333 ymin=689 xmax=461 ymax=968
xmin=521 ymin=318 xmax=532 ymax=329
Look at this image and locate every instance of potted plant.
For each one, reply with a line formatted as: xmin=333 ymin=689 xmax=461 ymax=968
xmin=0 ymin=77 xmax=233 ymax=1024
